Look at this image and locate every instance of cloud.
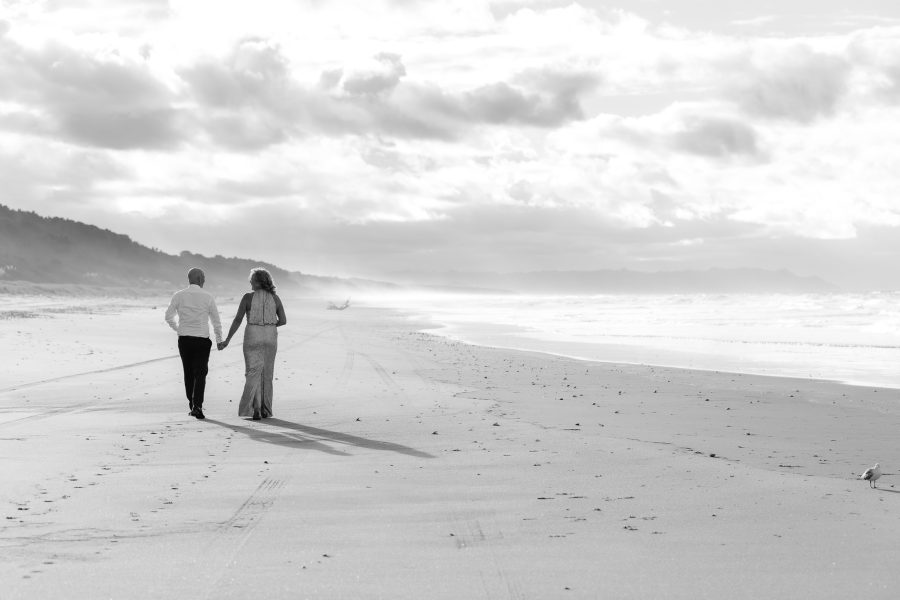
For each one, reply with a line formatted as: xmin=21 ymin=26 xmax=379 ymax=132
xmin=180 ymin=39 xmax=305 ymax=148
xmin=183 ymin=46 xmax=456 ymax=143
xmin=0 ymin=136 xmax=131 ymax=220
xmin=198 ymin=111 xmax=289 ymax=150
xmin=726 ymin=45 xmax=851 ymax=122
xmin=366 ymin=64 xmax=597 ymax=132
xmin=338 ymin=53 xmax=407 ymax=97
xmin=43 ymin=0 xmax=170 ymax=18
xmin=670 ymin=116 xmax=760 ymax=158
xmin=181 ymin=38 xmax=292 ymax=109
xmin=180 ymin=42 xmax=600 ymax=146
xmin=62 ymin=107 xmax=182 ymax=150
xmin=847 ymin=26 xmax=900 ymax=102
xmin=460 ymin=69 xmax=597 ymax=126
xmin=0 ymin=36 xmax=183 ymax=149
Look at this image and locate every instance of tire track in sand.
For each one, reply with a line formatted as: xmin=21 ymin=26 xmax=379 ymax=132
xmin=202 ymin=477 xmax=287 ymax=599
xmin=218 ymin=477 xmax=285 ymax=533
xmin=0 ymin=355 xmax=179 ymax=395
xmin=359 ymin=352 xmax=403 ymax=392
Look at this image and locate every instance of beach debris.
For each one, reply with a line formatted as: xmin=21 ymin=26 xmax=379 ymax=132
xmin=326 ymin=298 xmax=351 ymax=311
xmin=859 ymin=463 xmax=882 ymax=488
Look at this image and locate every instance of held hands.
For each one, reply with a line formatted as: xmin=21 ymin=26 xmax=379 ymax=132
xmin=217 ymin=340 xmax=229 ymax=351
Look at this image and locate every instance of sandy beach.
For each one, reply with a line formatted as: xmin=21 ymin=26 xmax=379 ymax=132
xmin=2 ymin=296 xmax=900 ymax=599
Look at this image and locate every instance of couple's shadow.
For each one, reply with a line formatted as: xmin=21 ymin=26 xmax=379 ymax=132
xmin=205 ymin=416 xmax=434 ymax=459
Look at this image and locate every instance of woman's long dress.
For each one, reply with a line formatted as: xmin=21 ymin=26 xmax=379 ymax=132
xmin=238 ymin=290 xmax=278 ymax=418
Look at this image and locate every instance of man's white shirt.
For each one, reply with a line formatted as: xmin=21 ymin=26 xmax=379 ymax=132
xmin=164 ymin=284 xmax=223 ymax=343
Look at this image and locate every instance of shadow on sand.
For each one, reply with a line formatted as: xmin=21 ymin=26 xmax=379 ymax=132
xmin=204 ymin=417 xmax=434 ymax=459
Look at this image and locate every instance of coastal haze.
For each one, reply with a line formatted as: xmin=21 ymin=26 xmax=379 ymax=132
xmin=3 ymin=2 xmax=900 ymax=599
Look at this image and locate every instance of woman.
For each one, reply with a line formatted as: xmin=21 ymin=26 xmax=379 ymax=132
xmin=220 ymin=268 xmax=287 ymax=420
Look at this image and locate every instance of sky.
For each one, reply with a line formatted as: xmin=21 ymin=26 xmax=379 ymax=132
xmin=1 ymin=0 xmax=900 ymax=289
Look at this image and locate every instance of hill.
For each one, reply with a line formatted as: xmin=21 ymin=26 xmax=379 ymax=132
xmin=0 ymin=204 xmax=392 ymax=294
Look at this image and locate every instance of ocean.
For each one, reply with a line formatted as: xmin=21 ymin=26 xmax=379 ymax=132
xmin=374 ymin=292 xmax=900 ymax=389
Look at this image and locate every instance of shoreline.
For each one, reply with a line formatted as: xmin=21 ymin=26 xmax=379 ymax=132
xmin=3 ymin=299 xmax=900 ymax=598
xmin=425 ymin=326 xmax=900 ymax=393
xmin=401 ymin=314 xmax=900 ymax=392
xmin=364 ymin=290 xmax=900 ymax=392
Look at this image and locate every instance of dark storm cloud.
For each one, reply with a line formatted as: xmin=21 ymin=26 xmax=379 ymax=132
xmin=728 ymin=46 xmax=850 ymax=123
xmin=0 ymin=35 xmax=184 ymax=149
xmin=670 ymin=116 xmax=761 ymax=158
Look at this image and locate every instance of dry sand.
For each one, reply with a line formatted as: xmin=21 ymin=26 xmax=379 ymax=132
xmin=2 ymin=295 xmax=900 ymax=599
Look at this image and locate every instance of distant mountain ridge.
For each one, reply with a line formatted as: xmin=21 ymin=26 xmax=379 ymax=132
xmin=389 ymin=268 xmax=838 ymax=294
xmin=0 ymin=204 xmax=393 ymax=294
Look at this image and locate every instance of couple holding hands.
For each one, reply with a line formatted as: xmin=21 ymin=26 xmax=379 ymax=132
xmin=165 ymin=267 xmax=287 ymax=421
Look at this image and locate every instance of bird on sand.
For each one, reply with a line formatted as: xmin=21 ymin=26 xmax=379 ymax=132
xmin=859 ymin=463 xmax=882 ymax=488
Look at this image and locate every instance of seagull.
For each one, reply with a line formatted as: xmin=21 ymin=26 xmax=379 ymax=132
xmin=860 ymin=463 xmax=882 ymax=488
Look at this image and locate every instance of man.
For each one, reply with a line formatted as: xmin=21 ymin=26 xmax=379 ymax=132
xmin=164 ymin=268 xmax=223 ymax=419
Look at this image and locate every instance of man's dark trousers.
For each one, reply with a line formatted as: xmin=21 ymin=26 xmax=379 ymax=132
xmin=178 ymin=336 xmax=212 ymax=410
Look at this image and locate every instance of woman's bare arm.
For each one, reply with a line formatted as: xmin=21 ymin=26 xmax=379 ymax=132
xmin=222 ymin=293 xmax=251 ymax=346
xmin=274 ymin=294 xmax=287 ymax=327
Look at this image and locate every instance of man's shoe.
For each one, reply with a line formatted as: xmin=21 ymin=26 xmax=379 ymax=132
xmin=191 ymin=407 xmax=206 ymax=420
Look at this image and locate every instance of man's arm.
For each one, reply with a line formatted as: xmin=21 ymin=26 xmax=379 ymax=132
xmin=164 ymin=294 xmax=179 ymax=333
xmin=209 ymin=297 xmax=224 ymax=345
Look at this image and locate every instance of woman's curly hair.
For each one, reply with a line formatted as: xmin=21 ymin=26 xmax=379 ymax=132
xmin=249 ymin=268 xmax=276 ymax=293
